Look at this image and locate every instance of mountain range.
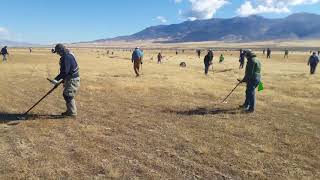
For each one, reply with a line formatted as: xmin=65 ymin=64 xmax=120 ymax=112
xmin=93 ymin=13 xmax=320 ymax=43
xmin=0 ymin=39 xmax=36 ymax=47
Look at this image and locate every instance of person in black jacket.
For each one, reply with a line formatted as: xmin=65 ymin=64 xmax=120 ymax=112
xmin=308 ymin=52 xmax=319 ymax=74
xmin=1 ymin=46 xmax=9 ymax=63
xmin=204 ymin=50 xmax=213 ymax=75
xmin=267 ymin=48 xmax=271 ymax=59
xmin=51 ymin=44 xmax=80 ymax=117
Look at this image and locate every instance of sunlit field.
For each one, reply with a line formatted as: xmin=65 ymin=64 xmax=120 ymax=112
xmin=0 ymin=45 xmax=319 ymax=179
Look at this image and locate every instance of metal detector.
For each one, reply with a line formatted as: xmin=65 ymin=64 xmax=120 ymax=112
xmin=221 ymin=82 xmax=242 ymax=103
xmin=23 ymin=79 xmax=62 ymax=116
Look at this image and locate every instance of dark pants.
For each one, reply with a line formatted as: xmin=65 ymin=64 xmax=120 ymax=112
xmin=310 ymin=63 xmax=318 ymax=74
xmin=204 ymin=63 xmax=210 ymax=75
xmin=267 ymin=54 xmax=271 ymax=59
xmin=2 ymin=54 xmax=7 ymax=62
xmin=244 ymin=77 xmax=260 ymax=111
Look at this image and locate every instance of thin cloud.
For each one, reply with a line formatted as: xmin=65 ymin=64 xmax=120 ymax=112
xmin=177 ymin=0 xmax=229 ymax=20
xmin=0 ymin=27 xmax=12 ymax=40
xmin=156 ymin=16 xmax=168 ymax=23
xmin=237 ymin=0 xmax=320 ymax=16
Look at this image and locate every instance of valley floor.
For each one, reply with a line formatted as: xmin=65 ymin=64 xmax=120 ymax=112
xmin=0 ymin=48 xmax=319 ymax=179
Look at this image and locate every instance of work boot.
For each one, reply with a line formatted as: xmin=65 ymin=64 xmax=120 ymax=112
xmin=239 ymin=104 xmax=249 ymax=109
xmin=245 ymin=108 xmax=255 ymax=113
xmin=62 ymin=100 xmax=77 ymax=117
xmin=61 ymin=111 xmax=76 ymax=117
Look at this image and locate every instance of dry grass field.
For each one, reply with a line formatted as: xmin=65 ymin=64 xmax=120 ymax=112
xmin=0 ymin=45 xmax=319 ymax=179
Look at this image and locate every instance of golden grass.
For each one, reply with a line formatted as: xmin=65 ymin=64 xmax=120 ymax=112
xmin=0 ymin=46 xmax=319 ymax=179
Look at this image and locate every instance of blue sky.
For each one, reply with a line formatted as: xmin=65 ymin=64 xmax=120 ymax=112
xmin=0 ymin=0 xmax=319 ymax=44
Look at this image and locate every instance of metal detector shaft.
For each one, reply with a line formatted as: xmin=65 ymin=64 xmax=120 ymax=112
xmin=23 ymin=80 xmax=62 ymax=115
xmin=221 ymin=82 xmax=242 ymax=103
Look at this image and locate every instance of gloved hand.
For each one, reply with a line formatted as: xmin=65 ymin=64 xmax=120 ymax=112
xmin=51 ymin=79 xmax=59 ymax=86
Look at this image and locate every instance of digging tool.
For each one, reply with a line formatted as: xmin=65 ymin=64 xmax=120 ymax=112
xmin=23 ymin=79 xmax=62 ymax=115
xmin=221 ymin=82 xmax=242 ymax=103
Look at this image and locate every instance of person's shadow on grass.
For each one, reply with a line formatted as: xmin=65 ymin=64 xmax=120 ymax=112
xmin=0 ymin=112 xmax=66 ymax=124
xmin=166 ymin=107 xmax=242 ymax=116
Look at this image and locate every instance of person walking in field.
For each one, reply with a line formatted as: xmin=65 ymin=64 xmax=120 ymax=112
xmin=157 ymin=52 xmax=163 ymax=64
xmin=263 ymin=49 xmax=265 ymax=55
xmin=308 ymin=52 xmax=319 ymax=75
xmin=284 ymin=49 xmax=289 ymax=59
xmin=204 ymin=50 xmax=213 ymax=75
xmin=239 ymin=49 xmax=245 ymax=69
xmin=267 ymin=48 xmax=271 ymax=59
xmin=197 ymin=49 xmax=201 ymax=58
xmin=239 ymin=50 xmax=262 ymax=113
xmin=131 ymin=47 xmax=144 ymax=77
xmin=51 ymin=44 xmax=80 ymax=117
xmin=1 ymin=46 xmax=9 ymax=63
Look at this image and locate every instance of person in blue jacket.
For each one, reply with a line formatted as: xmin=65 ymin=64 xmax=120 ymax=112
xmin=131 ymin=47 xmax=144 ymax=77
xmin=51 ymin=44 xmax=80 ymax=117
xmin=308 ymin=52 xmax=319 ymax=74
xmin=1 ymin=46 xmax=9 ymax=63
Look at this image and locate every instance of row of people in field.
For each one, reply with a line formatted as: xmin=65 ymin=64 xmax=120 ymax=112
xmin=1 ymin=45 xmax=318 ymax=116
xmin=132 ymin=47 xmax=260 ymax=113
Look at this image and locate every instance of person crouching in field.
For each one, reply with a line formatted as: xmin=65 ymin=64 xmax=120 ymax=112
xmin=204 ymin=50 xmax=213 ymax=75
xmin=308 ymin=52 xmax=319 ymax=75
xmin=239 ymin=50 xmax=261 ymax=113
xmin=131 ymin=47 xmax=144 ymax=77
xmin=1 ymin=46 xmax=9 ymax=63
xmin=157 ymin=52 xmax=162 ymax=64
xmin=219 ymin=54 xmax=224 ymax=63
xmin=51 ymin=44 xmax=80 ymax=117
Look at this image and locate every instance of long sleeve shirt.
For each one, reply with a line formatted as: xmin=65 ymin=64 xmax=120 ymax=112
xmin=131 ymin=49 xmax=143 ymax=61
xmin=244 ymin=57 xmax=261 ymax=81
xmin=1 ymin=48 xmax=8 ymax=55
xmin=308 ymin=55 xmax=319 ymax=65
xmin=55 ymin=52 xmax=80 ymax=81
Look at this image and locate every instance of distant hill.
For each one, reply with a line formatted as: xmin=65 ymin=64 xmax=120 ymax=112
xmin=93 ymin=13 xmax=320 ymax=43
xmin=0 ymin=39 xmax=35 ymax=47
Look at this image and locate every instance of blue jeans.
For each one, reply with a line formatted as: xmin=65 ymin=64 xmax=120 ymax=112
xmin=244 ymin=77 xmax=260 ymax=111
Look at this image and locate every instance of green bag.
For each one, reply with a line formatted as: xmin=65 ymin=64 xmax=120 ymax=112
xmin=258 ymin=81 xmax=264 ymax=92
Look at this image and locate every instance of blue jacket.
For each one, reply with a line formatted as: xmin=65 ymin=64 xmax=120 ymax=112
xmin=1 ymin=48 xmax=8 ymax=55
xmin=239 ymin=52 xmax=245 ymax=62
xmin=309 ymin=55 xmax=319 ymax=65
xmin=55 ymin=52 xmax=80 ymax=81
xmin=132 ymin=49 xmax=143 ymax=61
